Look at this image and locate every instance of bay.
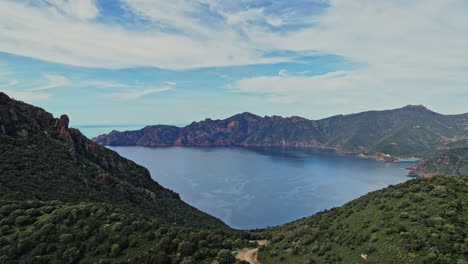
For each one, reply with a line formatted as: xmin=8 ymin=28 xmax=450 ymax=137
xmin=108 ymin=146 xmax=417 ymax=229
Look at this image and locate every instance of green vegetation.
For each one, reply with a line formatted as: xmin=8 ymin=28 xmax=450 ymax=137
xmin=257 ymin=176 xmax=468 ymax=264
xmin=409 ymin=148 xmax=468 ymax=177
xmin=1 ymin=92 xmax=467 ymax=263
xmin=0 ymin=200 xmax=255 ymax=263
xmin=0 ymin=92 xmax=225 ymax=229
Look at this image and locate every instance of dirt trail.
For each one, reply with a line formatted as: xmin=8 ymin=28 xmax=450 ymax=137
xmin=234 ymin=240 xmax=268 ymax=264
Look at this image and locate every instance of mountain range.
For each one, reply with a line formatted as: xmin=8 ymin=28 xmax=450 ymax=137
xmin=94 ymin=105 xmax=468 ymax=160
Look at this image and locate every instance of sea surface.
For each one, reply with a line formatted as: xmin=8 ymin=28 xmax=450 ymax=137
xmin=106 ymin=145 xmax=418 ymax=229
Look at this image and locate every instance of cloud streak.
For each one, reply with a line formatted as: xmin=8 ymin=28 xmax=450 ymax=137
xmin=31 ymin=74 xmax=70 ymax=91
xmin=105 ymin=86 xmax=172 ymax=100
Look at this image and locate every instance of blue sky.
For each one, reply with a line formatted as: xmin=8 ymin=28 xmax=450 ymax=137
xmin=0 ymin=0 xmax=467 ymax=126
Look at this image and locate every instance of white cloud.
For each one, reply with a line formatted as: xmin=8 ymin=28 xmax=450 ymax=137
xmin=0 ymin=0 xmax=286 ymax=70
xmin=45 ymin=0 xmax=99 ymax=20
xmin=234 ymin=71 xmax=359 ymax=94
xmin=231 ymin=0 xmax=468 ymax=107
xmin=105 ymin=86 xmax=172 ymax=100
xmin=82 ymin=80 xmax=128 ymax=89
xmin=31 ymin=74 xmax=70 ymax=91
xmin=0 ymin=0 xmax=467 ymax=111
xmin=0 ymin=73 xmax=62 ymax=101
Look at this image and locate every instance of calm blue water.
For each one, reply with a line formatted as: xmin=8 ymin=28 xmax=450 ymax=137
xmin=108 ymin=146 xmax=417 ymax=229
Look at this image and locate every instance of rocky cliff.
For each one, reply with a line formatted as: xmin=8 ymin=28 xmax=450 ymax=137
xmin=0 ymin=92 xmax=225 ymax=228
xmin=94 ymin=106 xmax=468 ymax=158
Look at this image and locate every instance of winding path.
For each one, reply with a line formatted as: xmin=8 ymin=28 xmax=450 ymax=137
xmin=234 ymin=240 xmax=268 ymax=264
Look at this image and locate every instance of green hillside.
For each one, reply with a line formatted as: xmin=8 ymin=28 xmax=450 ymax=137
xmin=408 ymin=148 xmax=468 ymax=177
xmin=0 ymin=92 xmax=224 ymax=229
xmin=257 ymin=176 xmax=468 ymax=264
xmin=1 ymin=92 xmax=467 ymax=263
xmin=0 ymin=200 xmax=253 ymax=264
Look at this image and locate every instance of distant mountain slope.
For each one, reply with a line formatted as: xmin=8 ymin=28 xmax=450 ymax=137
xmin=257 ymin=175 xmax=468 ymax=264
xmin=408 ymin=148 xmax=468 ymax=177
xmin=0 ymin=92 xmax=225 ymax=228
xmin=94 ymin=105 xmax=468 ymax=158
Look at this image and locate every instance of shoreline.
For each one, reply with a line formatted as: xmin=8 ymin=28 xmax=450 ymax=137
xmin=102 ymin=142 xmax=423 ymax=164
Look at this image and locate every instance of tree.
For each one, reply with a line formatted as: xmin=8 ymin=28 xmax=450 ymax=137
xmin=110 ymin=244 xmax=120 ymax=257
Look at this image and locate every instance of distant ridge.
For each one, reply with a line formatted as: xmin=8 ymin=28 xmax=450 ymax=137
xmin=94 ymin=105 xmax=468 ymax=159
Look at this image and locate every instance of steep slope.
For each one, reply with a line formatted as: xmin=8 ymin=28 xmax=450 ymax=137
xmin=2 ymin=176 xmax=465 ymax=263
xmin=0 ymin=92 xmax=225 ymax=228
xmin=0 ymin=200 xmax=252 ymax=263
xmin=1 ymin=92 xmax=467 ymax=263
xmin=94 ymin=106 xmax=468 ymax=158
xmin=408 ymin=148 xmax=468 ymax=177
xmin=257 ymin=176 xmax=468 ymax=264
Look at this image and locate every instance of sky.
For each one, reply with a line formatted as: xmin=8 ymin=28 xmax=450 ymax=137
xmin=0 ymin=0 xmax=467 ymax=126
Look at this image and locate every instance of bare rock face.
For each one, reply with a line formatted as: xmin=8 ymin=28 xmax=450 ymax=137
xmin=0 ymin=92 xmax=18 ymax=134
xmin=36 ymin=109 xmax=54 ymax=129
xmin=97 ymin=173 xmax=114 ymax=185
xmin=93 ymin=106 xmax=468 ymax=159
xmin=54 ymin=114 xmax=77 ymax=159
xmin=55 ymin=114 xmax=70 ymax=131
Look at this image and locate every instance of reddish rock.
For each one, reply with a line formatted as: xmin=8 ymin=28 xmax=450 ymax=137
xmin=55 ymin=115 xmax=70 ymax=131
xmin=36 ymin=109 xmax=54 ymax=129
xmin=96 ymin=173 xmax=114 ymax=185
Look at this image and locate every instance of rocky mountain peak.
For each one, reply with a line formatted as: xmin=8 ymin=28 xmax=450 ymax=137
xmin=55 ymin=114 xmax=70 ymax=131
xmin=401 ymin=105 xmax=431 ymax=112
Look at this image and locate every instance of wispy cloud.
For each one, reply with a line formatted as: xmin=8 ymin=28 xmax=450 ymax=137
xmin=105 ymin=86 xmax=172 ymax=100
xmin=82 ymin=80 xmax=128 ymax=89
xmin=0 ymin=73 xmax=60 ymax=102
xmin=45 ymin=0 xmax=99 ymax=20
xmin=233 ymin=71 xmax=358 ymax=96
xmin=31 ymin=74 xmax=70 ymax=91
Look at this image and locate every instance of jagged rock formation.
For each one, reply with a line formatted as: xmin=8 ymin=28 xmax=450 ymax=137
xmin=408 ymin=148 xmax=468 ymax=177
xmin=94 ymin=105 xmax=468 ymax=158
xmin=0 ymin=92 xmax=225 ymax=228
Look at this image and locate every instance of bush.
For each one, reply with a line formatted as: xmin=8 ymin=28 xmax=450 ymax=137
xmin=217 ymin=249 xmax=234 ymax=264
xmin=60 ymin=233 xmax=74 ymax=244
xmin=110 ymin=244 xmax=120 ymax=257
xmin=15 ymin=215 xmax=32 ymax=226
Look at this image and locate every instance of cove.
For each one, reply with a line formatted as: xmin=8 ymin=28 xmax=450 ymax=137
xmin=108 ymin=146 xmax=417 ymax=229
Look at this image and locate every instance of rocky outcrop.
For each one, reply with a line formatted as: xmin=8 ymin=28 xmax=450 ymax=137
xmin=407 ymin=148 xmax=468 ymax=177
xmin=94 ymin=106 xmax=468 ymax=159
xmin=54 ymin=114 xmax=78 ymax=159
xmin=0 ymin=92 xmax=226 ymax=228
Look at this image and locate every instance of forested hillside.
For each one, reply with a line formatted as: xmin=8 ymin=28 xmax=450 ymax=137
xmin=1 ymin=92 xmax=467 ymax=264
